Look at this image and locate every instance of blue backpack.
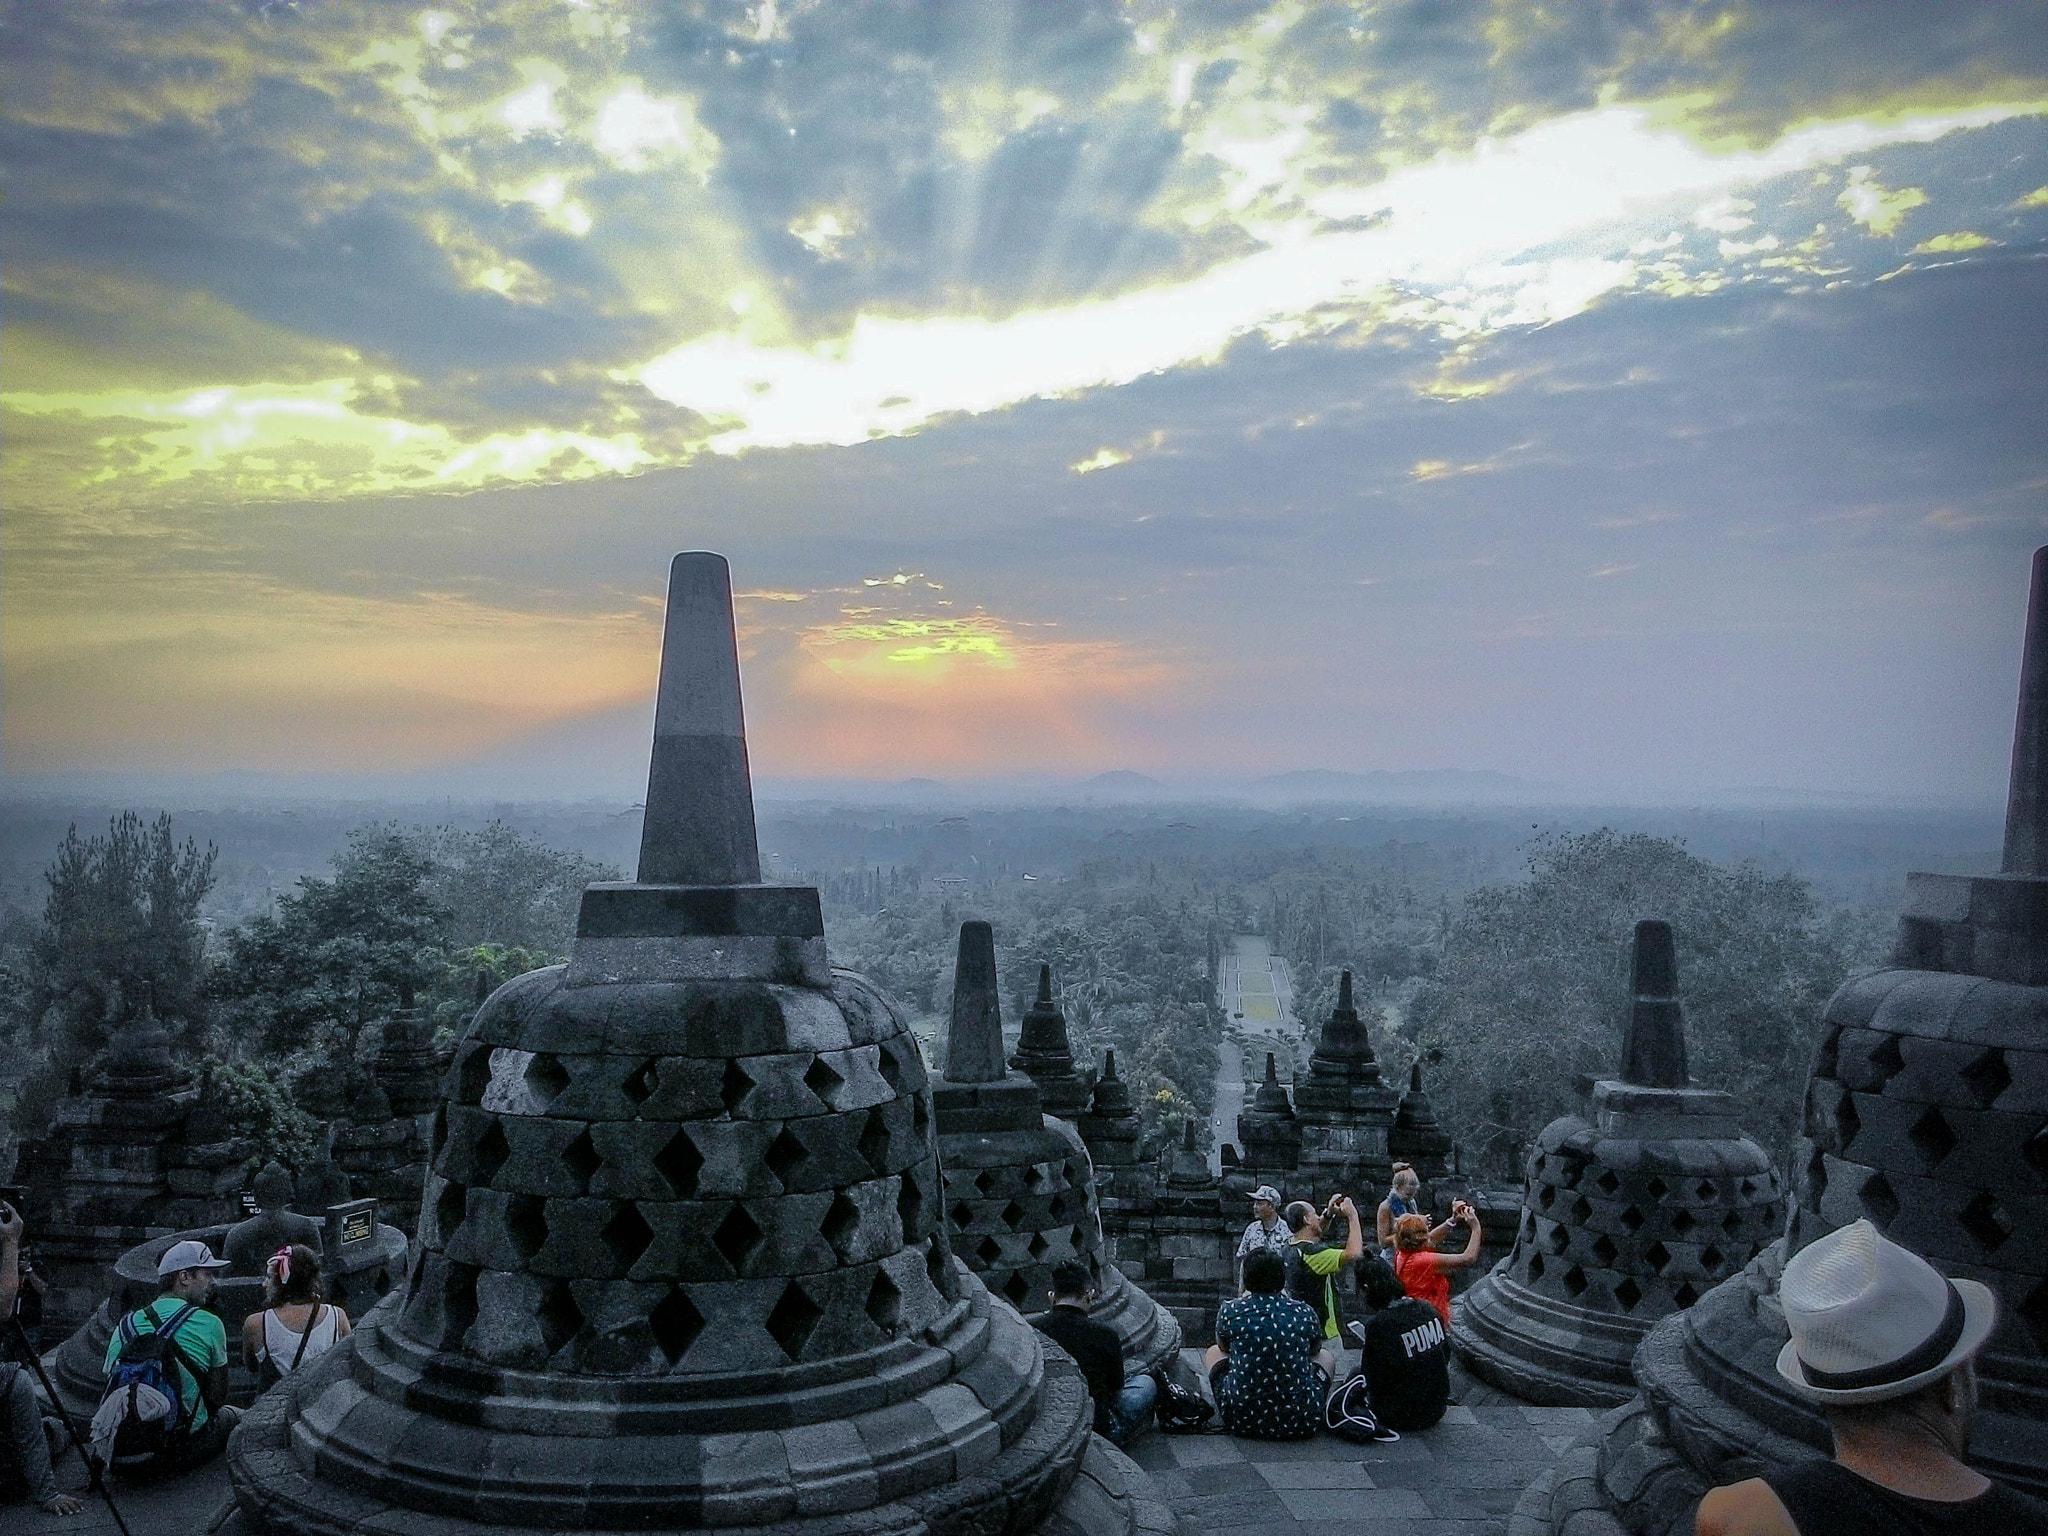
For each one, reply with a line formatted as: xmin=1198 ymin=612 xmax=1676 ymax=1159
xmin=101 ymin=1302 xmax=199 ymax=1464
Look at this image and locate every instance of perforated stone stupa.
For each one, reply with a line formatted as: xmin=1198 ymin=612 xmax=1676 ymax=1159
xmin=230 ymin=554 xmax=1171 ymax=1536
xmin=935 ymin=922 xmax=1181 ymax=1378
xmin=1292 ymin=970 xmax=1400 ymax=1203
xmin=1513 ymin=548 xmax=2048 ymax=1536
xmin=1454 ymin=920 xmax=1781 ymax=1407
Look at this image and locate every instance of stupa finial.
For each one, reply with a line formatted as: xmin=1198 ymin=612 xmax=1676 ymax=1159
xmin=2003 ymin=545 xmax=2048 ymax=876
xmin=1619 ymin=918 xmax=1688 ymax=1089
xmin=1035 ymin=963 xmax=1053 ymax=1006
xmin=1338 ymin=969 xmax=1354 ymax=1013
xmin=636 ymin=552 xmax=761 ymax=886
xmin=944 ymin=919 xmax=1006 ymax=1082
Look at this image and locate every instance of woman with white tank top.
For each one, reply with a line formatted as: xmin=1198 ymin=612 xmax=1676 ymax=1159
xmin=241 ymin=1242 xmax=351 ymax=1388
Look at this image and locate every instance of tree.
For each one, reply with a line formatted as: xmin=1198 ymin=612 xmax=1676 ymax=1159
xmin=1406 ymin=830 xmax=1861 ymax=1179
xmin=209 ymin=826 xmax=448 ymax=1071
xmin=0 ymin=812 xmax=216 ymax=1070
xmin=419 ymin=821 xmax=619 ymax=954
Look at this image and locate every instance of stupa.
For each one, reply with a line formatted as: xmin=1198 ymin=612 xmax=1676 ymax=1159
xmin=1513 ymin=547 xmax=2048 ymax=1535
xmin=1453 ymin=920 xmax=1781 ymax=1407
xmin=1389 ymin=1061 xmax=1454 ymax=1183
xmin=934 ymin=923 xmax=1181 ymax=1377
xmin=1075 ymin=1052 xmax=1148 ymax=1281
xmin=1138 ymin=1121 xmax=1232 ymax=1345
xmin=1229 ymin=1053 xmax=1301 ymax=1195
xmin=229 ymin=554 xmax=1171 ymax=1536
xmin=1010 ymin=965 xmax=1091 ymax=1120
xmin=1292 ymin=970 xmax=1400 ymax=1203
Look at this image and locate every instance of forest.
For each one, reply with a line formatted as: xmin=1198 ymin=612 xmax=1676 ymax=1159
xmin=0 ymin=795 xmax=1987 ymax=1185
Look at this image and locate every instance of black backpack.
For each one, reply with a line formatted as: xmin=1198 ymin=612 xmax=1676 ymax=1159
xmin=1323 ymin=1372 xmax=1399 ymax=1444
xmin=1153 ymin=1374 xmax=1216 ymax=1435
xmin=100 ymin=1302 xmax=199 ymax=1467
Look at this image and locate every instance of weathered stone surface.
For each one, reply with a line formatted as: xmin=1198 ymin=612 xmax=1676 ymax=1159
xmin=1293 ymin=970 xmax=1400 ymax=1204
xmin=936 ymin=925 xmax=1181 ymax=1378
xmin=1455 ymin=922 xmax=1781 ymax=1407
xmin=1011 ymin=965 xmax=1091 ymax=1120
xmin=1389 ymin=1060 xmax=1453 ymax=1181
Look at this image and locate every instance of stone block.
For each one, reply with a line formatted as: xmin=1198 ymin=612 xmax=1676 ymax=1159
xmin=857 ymin=1398 xmax=950 ymax=1502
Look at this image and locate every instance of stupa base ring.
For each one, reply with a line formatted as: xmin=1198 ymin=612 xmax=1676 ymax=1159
xmin=230 ymin=1278 xmax=1123 ymax=1535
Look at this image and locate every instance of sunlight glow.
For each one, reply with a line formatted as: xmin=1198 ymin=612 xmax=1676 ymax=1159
xmin=639 ymin=102 xmax=2037 ymax=455
xmin=3 ymin=378 xmax=655 ymax=493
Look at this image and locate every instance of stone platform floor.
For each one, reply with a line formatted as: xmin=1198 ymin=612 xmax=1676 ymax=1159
xmin=21 ymin=1354 xmax=1591 ymax=1536
xmin=1125 ymin=1351 xmax=1592 ymax=1536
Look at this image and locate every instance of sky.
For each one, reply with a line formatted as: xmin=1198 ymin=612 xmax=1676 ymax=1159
xmin=5 ymin=0 xmax=2048 ymax=803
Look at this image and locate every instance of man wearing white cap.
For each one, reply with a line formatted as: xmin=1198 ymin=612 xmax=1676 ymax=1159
xmin=1235 ymin=1185 xmax=1291 ymax=1288
xmin=1696 ymin=1219 xmax=2047 ymax=1534
xmin=97 ymin=1239 xmax=236 ymax=1475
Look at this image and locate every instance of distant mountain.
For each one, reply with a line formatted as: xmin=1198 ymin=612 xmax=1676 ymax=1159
xmin=1080 ymin=770 xmax=1163 ymax=790
xmin=1247 ymin=768 xmax=1560 ymax=805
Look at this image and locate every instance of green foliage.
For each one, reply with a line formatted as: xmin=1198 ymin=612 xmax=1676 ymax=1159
xmin=209 ymin=825 xmax=449 ymax=1065
xmin=0 ymin=813 xmax=216 ymax=1115
xmin=201 ymin=1056 xmax=322 ymax=1170
xmin=1407 ymin=829 xmax=1866 ymax=1178
xmin=418 ymin=821 xmax=619 ymax=954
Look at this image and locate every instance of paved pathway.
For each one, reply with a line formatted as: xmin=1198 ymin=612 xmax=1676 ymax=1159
xmin=1211 ymin=934 xmax=1304 ymax=1166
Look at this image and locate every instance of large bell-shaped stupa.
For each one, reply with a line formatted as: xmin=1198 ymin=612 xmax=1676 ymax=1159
xmin=229 ymin=554 xmax=1170 ymax=1536
xmin=1454 ymin=920 xmax=1781 ymax=1407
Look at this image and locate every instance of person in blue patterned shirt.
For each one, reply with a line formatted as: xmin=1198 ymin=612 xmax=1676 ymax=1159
xmin=1204 ymin=1249 xmax=1323 ymax=1441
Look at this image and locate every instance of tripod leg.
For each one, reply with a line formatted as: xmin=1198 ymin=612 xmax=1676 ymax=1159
xmin=7 ymin=1316 xmax=133 ymax=1536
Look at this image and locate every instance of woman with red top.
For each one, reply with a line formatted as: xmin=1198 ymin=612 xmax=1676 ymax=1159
xmin=1391 ymin=1202 xmax=1485 ymax=1326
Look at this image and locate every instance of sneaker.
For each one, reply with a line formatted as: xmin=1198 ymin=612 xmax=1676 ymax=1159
xmin=1370 ymin=1422 xmax=1401 ymax=1443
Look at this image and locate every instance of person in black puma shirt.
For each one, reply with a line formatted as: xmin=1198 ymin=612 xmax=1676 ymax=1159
xmin=1343 ymin=1253 xmax=1448 ymax=1432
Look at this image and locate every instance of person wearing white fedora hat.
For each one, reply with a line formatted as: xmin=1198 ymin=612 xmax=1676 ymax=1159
xmin=1696 ymin=1220 xmax=2047 ymax=1534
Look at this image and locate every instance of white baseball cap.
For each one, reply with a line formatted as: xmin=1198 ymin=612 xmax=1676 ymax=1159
xmin=1775 ymin=1219 xmax=1996 ymax=1406
xmin=156 ymin=1239 xmax=230 ymax=1277
xmin=1250 ymin=1185 xmax=1283 ymax=1204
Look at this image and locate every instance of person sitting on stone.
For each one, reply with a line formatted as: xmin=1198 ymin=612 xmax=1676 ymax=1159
xmin=1235 ymin=1185 xmax=1291 ymax=1286
xmin=99 ymin=1239 xmax=237 ymax=1477
xmin=1205 ymin=1249 xmax=1322 ymax=1441
xmin=242 ymin=1244 xmax=351 ymax=1390
xmin=1390 ymin=1201 xmax=1482 ymax=1327
xmin=0 ymin=1201 xmax=82 ymax=1516
xmin=1696 ymin=1219 xmax=2048 ymax=1535
xmin=1282 ymin=1193 xmax=1364 ymax=1373
xmin=1344 ymin=1248 xmax=1449 ymax=1432
xmin=1030 ymin=1261 xmax=1154 ymax=1447
xmin=223 ymin=1161 xmax=323 ymax=1276
xmin=1375 ymin=1163 xmax=1422 ymax=1261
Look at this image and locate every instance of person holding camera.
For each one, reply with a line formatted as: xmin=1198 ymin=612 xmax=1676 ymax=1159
xmin=1 ymin=1200 xmax=82 ymax=1516
xmin=1390 ymin=1199 xmax=1485 ymax=1327
xmin=1282 ymin=1192 xmax=1365 ymax=1381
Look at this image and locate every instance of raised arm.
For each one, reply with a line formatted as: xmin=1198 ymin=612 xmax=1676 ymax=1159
xmin=1438 ymin=1202 xmax=1486 ymax=1271
xmin=1338 ymin=1197 xmax=1364 ymax=1266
